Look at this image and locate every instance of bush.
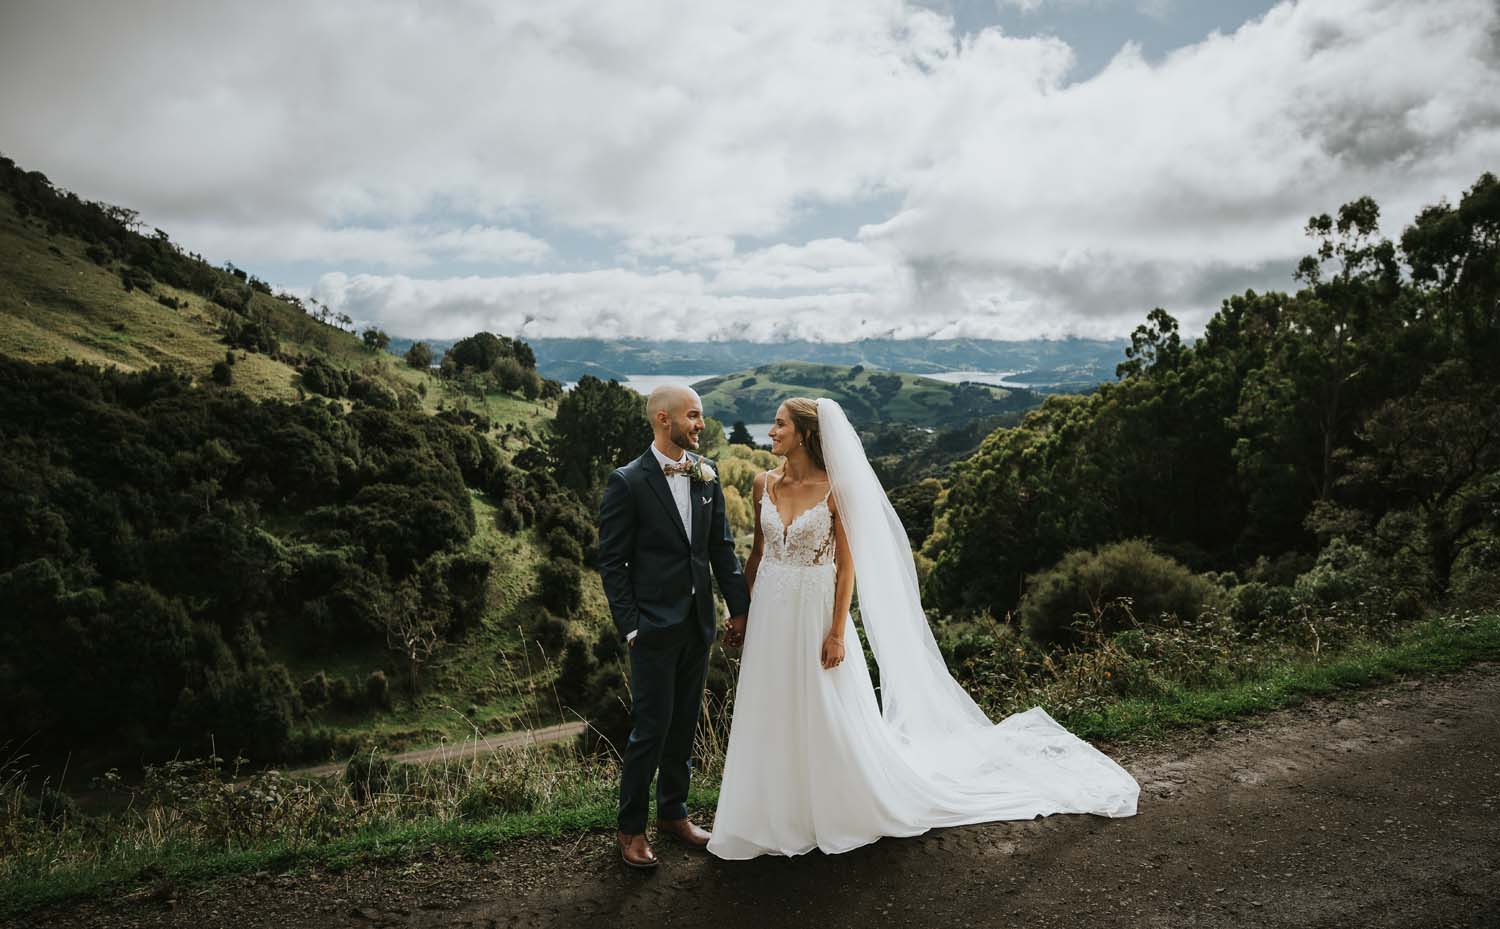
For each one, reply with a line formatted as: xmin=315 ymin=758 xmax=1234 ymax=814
xmin=299 ymin=670 xmax=332 ymax=708
xmin=546 ymin=525 xmax=584 ymax=563
xmin=1292 ymin=537 xmax=1382 ymax=607
xmin=1019 ymin=539 xmax=1220 ymax=646
xmin=533 ymin=609 xmax=569 ymax=650
xmin=1227 ymin=581 xmax=1296 ymax=627
xmin=365 ymin=669 xmax=392 ymax=710
xmin=170 ymin=663 xmax=301 ymax=762
xmin=537 ymin=497 xmax=597 ymax=553
xmin=211 ymin=360 xmax=234 ymax=386
xmin=405 ymin=341 xmax=433 ymax=369
xmin=328 ymin=675 xmax=357 ymax=711
xmin=343 ymin=748 xmax=411 ymax=803
xmin=538 ymin=559 xmax=583 ymax=615
xmin=301 ymin=358 xmax=350 ymax=398
xmin=555 ymin=632 xmax=597 ymax=707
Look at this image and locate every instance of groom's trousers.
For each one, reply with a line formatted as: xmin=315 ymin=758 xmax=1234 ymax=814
xmin=618 ymin=620 xmax=711 ymax=835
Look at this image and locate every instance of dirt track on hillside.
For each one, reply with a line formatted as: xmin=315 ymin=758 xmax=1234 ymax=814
xmin=22 ymin=665 xmax=1500 ymax=929
xmin=284 ymin=721 xmax=589 ymax=780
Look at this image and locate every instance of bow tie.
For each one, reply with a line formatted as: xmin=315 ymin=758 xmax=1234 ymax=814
xmin=662 ymin=461 xmax=693 ymax=477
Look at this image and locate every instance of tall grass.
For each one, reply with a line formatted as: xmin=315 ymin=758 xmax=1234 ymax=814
xmin=4 ymin=608 xmax=1497 ymax=919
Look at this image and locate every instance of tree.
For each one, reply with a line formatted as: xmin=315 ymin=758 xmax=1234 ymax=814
xmin=1400 ymin=172 xmax=1500 ymax=370
xmin=1115 ymin=308 xmax=1184 ymax=380
xmin=699 ymin=417 xmax=727 ymax=456
xmin=362 ymin=328 xmax=391 ymax=352
xmin=1331 ymin=361 xmax=1500 ymax=592
xmin=383 ymin=582 xmax=445 ymax=695
xmin=446 ymin=332 xmax=536 ymax=374
xmin=550 ymin=375 xmax=651 ymax=496
xmin=729 ymin=420 xmax=755 ymax=446
xmin=404 ymin=341 xmax=433 ymax=369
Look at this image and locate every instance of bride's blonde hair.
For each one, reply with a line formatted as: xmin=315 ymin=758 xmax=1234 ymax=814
xmin=782 ymin=397 xmax=825 ymax=470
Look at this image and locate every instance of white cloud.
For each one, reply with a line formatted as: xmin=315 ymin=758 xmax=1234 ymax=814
xmin=2 ymin=0 xmax=1497 ymax=341
xmin=165 ymin=222 xmax=551 ymax=270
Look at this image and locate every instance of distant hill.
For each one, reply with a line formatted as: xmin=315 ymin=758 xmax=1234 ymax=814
xmin=691 ymin=361 xmax=1042 ymax=427
xmin=526 ymin=336 xmax=1126 ymax=391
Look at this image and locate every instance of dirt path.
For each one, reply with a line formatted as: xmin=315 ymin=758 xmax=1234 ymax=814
xmin=283 ymin=721 xmax=589 ymax=779
xmin=23 ymin=665 xmax=1500 ymax=929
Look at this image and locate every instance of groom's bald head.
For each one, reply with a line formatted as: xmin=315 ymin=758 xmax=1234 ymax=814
xmin=647 ymin=385 xmax=704 ymax=452
xmin=646 ymin=385 xmax=696 ymax=421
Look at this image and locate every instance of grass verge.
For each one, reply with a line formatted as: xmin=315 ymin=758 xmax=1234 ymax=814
xmin=5 ymin=611 xmax=1496 ymax=920
xmin=1058 ymin=611 xmax=1499 ymax=742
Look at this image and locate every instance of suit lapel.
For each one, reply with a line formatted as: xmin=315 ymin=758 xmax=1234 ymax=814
xmin=640 ymin=450 xmax=690 ymax=546
xmin=688 ymin=454 xmax=709 ymax=546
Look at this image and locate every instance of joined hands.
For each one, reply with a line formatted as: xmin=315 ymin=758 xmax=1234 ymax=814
xmin=724 ymin=614 xmax=748 ymax=648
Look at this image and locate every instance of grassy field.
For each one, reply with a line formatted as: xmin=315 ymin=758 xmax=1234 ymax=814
xmin=692 ymin=360 xmax=1039 ymax=427
xmin=5 ymin=609 xmax=1495 ymax=918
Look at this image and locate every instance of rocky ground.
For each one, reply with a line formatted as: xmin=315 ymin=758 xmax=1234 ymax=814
xmin=19 ymin=664 xmax=1500 ymax=929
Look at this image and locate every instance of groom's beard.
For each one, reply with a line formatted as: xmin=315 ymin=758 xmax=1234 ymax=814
xmin=670 ymin=425 xmax=698 ymax=450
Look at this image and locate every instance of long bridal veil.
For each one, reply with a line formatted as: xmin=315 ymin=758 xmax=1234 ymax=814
xmin=817 ymin=397 xmax=1138 ymax=818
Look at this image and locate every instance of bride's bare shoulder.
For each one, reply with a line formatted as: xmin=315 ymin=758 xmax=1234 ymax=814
xmin=752 ymin=468 xmax=775 ymax=500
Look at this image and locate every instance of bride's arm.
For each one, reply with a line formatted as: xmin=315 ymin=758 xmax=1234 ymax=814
xmin=823 ymin=492 xmax=854 ymax=669
xmin=745 ymin=471 xmax=767 ymax=594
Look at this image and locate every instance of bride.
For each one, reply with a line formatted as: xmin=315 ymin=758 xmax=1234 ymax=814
xmin=707 ymin=397 xmax=1139 ymax=860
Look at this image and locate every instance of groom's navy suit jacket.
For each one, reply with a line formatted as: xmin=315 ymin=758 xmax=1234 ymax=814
xmin=597 ymin=448 xmax=751 ymax=646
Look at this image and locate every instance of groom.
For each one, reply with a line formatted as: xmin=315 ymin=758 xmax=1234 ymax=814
xmin=596 ymin=385 xmax=750 ymax=869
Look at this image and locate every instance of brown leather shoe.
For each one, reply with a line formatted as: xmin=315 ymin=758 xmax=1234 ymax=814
xmin=618 ymin=831 xmax=658 ymax=869
xmin=656 ymin=817 xmax=711 ymax=848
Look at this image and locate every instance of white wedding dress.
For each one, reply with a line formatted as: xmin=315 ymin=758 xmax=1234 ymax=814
xmin=707 ymin=399 xmax=1138 ymax=860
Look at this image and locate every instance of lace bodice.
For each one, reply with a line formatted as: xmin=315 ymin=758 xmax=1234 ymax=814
xmin=760 ymin=478 xmax=835 ymax=567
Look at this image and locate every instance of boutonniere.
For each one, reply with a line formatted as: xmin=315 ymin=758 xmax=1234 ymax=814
xmin=687 ymin=456 xmax=717 ymax=484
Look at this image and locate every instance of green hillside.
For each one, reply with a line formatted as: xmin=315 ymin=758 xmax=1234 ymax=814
xmin=692 ymin=361 xmax=1042 ymax=427
xmin=0 ymin=157 xmax=614 ymax=777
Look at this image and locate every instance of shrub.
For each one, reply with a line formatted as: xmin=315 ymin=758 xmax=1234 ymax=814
xmin=301 ymin=358 xmax=350 ymax=398
xmin=1292 ymin=537 xmax=1381 ymax=608
xmin=170 ymin=663 xmax=301 ymax=762
xmin=1228 ymin=581 xmax=1296 ymax=627
xmin=328 ymin=675 xmax=357 ymax=711
xmin=211 ymin=360 xmax=234 ymax=386
xmin=456 ymin=764 xmax=536 ymax=819
xmin=343 ymin=748 xmax=411 ymax=803
xmin=555 ymin=632 xmax=597 ymax=707
xmin=1019 ymin=539 xmax=1220 ymax=646
xmin=496 ymin=498 xmax=527 ymax=533
xmin=537 ymin=497 xmax=597 ymax=552
xmin=299 ymin=670 xmax=332 ymax=708
xmin=365 ymin=670 xmax=391 ymax=710
xmin=348 ymin=374 xmax=399 ymax=409
xmin=223 ymin=315 xmax=279 ymax=354
xmin=546 ymin=525 xmax=584 ymax=563
xmin=405 ymin=341 xmax=433 ymax=369
xmin=533 ymin=609 xmax=569 ymax=650
xmin=538 ymin=559 xmax=583 ymax=615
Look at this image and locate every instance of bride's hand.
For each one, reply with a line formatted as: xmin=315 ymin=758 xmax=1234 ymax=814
xmin=820 ymin=633 xmax=845 ymax=670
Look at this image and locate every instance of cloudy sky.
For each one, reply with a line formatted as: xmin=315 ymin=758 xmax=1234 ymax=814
xmin=2 ymin=0 xmax=1497 ymax=342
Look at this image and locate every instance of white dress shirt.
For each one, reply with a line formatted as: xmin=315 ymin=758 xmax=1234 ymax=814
xmin=629 ymin=445 xmax=694 ymax=644
xmin=650 ymin=443 xmax=693 ymax=544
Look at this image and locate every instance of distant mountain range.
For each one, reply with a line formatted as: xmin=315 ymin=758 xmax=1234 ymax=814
xmin=691 ymin=361 xmax=1042 ymax=428
xmin=388 ymin=336 xmax=1128 ymax=392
